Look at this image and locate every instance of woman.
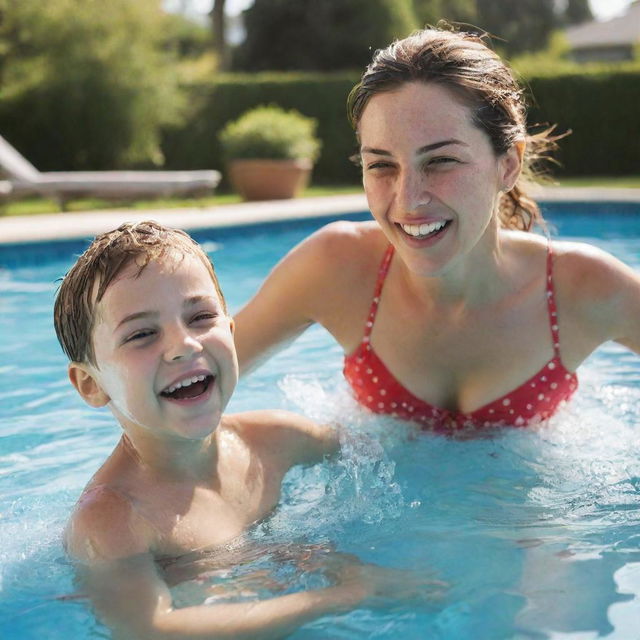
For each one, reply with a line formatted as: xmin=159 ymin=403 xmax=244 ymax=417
xmin=234 ymin=27 xmax=640 ymax=431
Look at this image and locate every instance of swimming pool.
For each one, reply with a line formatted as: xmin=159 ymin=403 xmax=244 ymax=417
xmin=2 ymin=203 xmax=640 ymax=639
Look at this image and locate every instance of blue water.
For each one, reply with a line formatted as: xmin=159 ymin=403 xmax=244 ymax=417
xmin=2 ymin=204 xmax=640 ymax=639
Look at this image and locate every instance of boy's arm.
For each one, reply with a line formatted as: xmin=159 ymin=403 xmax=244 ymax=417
xmin=69 ymin=485 xmax=444 ymax=639
xmin=78 ymin=552 xmax=373 ymax=640
xmin=68 ymin=494 xmax=403 ymax=640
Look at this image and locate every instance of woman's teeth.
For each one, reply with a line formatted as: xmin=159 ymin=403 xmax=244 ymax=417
xmin=163 ymin=374 xmax=208 ymax=395
xmin=400 ymin=220 xmax=447 ymax=238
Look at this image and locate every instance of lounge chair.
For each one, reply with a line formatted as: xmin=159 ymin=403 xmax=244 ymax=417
xmin=0 ymin=134 xmax=220 ymax=208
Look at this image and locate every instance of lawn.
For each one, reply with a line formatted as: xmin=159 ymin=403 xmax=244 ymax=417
xmin=0 ymin=178 xmax=638 ymax=218
xmin=555 ymin=176 xmax=640 ymax=189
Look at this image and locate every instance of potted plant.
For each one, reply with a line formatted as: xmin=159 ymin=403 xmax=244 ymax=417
xmin=219 ymin=105 xmax=321 ymax=201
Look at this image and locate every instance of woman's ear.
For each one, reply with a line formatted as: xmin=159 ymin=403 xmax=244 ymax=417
xmin=68 ymin=363 xmax=110 ymax=407
xmin=500 ymin=141 xmax=525 ymax=192
xmin=229 ymin=317 xmax=235 ymax=334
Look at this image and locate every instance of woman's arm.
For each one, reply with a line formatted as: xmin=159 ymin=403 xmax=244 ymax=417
xmin=233 ymin=228 xmax=327 ymax=376
xmin=233 ymin=221 xmax=377 ymax=376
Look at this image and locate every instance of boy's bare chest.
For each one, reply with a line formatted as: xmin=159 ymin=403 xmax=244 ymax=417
xmin=143 ymin=470 xmax=284 ymax=556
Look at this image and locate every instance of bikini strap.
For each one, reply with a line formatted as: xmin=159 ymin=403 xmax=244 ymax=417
xmin=362 ymin=244 xmax=394 ymax=341
xmin=545 ymin=242 xmax=562 ymax=358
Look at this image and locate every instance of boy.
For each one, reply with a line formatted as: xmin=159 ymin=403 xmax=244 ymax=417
xmin=54 ymin=221 xmax=432 ymax=640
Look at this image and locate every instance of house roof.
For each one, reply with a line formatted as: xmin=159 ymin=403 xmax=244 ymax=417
xmin=565 ymin=0 xmax=640 ymax=49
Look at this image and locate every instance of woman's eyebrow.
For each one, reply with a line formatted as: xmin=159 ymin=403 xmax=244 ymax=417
xmin=361 ymin=139 xmax=468 ymax=157
xmin=416 ymin=139 xmax=468 ymax=154
xmin=360 ymin=146 xmax=392 ymax=156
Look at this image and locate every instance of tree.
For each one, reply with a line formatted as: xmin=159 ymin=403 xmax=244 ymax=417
xmin=474 ymin=0 xmax=557 ymax=55
xmin=0 ymin=0 xmax=180 ymax=170
xmin=564 ymin=0 xmax=593 ymax=25
xmin=234 ymin=0 xmax=418 ymax=71
xmin=413 ymin=0 xmax=566 ymax=56
xmin=162 ymin=12 xmax=211 ymax=58
xmin=413 ymin=0 xmax=477 ymax=27
xmin=210 ymin=0 xmax=230 ymax=71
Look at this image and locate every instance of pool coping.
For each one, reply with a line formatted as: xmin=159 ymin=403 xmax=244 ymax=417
xmin=1 ymin=186 xmax=639 ymax=246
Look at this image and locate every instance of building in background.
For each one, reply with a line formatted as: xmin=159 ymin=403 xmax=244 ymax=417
xmin=566 ymin=0 xmax=640 ymax=62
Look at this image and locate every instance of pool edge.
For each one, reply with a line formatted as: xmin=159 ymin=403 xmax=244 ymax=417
xmin=1 ymin=188 xmax=640 ymax=247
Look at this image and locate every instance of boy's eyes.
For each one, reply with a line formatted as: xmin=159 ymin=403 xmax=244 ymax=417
xmin=190 ymin=311 xmax=219 ymax=324
xmin=120 ymin=311 xmax=221 ymax=345
xmin=124 ymin=328 xmax=156 ymax=343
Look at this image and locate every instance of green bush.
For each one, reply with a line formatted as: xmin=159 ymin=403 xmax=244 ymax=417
xmin=219 ymin=105 xmax=321 ymax=162
xmin=161 ymin=72 xmax=361 ymax=184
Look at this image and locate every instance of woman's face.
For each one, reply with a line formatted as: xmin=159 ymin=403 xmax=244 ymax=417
xmin=358 ymin=81 xmax=521 ymax=277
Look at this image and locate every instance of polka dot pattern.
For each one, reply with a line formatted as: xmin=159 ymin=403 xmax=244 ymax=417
xmin=344 ymin=243 xmax=578 ymax=433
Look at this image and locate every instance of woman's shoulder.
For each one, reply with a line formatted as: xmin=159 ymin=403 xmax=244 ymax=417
xmin=502 ymin=232 xmax=637 ymax=310
xmin=305 ymin=219 xmax=385 ymax=257
xmin=551 ymin=239 xmax=637 ymax=296
xmin=282 ymin=219 xmax=387 ymax=283
xmin=550 ymin=240 xmax=640 ymax=341
xmin=505 ymin=231 xmax=633 ymax=292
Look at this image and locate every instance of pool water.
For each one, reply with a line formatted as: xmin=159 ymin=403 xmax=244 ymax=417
xmin=2 ymin=205 xmax=640 ymax=639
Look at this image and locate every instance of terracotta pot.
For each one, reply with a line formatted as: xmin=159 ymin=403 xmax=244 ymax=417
xmin=227 ymin=159 xmax=312 ymax=201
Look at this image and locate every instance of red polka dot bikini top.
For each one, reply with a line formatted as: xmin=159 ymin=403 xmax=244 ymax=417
xmin=343 ymin=244 xmax=578 ymax=432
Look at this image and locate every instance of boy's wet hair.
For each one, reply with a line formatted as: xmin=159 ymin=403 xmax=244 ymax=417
xmin=53 ymin=221 xmax=227 ymax=365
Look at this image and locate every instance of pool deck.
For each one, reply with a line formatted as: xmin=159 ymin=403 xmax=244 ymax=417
xmin=1 ymin=186 xmax=639 ymax=246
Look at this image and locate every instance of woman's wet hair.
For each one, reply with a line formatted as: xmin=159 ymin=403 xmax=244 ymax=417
xmin=348 ymin=26 xmax=563 ymax=232
xmin=54 ymin=221 xmax=227 ymax=366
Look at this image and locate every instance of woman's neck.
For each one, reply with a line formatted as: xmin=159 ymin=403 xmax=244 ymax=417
xmin=399 ymin=223 xmax=512 ymax=308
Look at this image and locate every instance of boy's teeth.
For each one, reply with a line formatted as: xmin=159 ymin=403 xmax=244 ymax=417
xmin=401 ymin=220 xmax=446 ymax=237
xmin=165 ymin=375 xmax=206 ymax=394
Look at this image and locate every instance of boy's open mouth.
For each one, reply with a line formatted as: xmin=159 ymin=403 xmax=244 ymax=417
xmin=160 ymin=374 xmax=214 ymax=400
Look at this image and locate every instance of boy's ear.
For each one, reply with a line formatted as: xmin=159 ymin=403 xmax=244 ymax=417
xmin=68 ymin=363 xmax=110 ymax=407
xmin=500 ymin=140 xmax=525 ymax=192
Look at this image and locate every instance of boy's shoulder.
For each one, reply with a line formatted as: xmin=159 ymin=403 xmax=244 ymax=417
xmin=65 ymin=483 xmax=151 ymax=565
xmin=222 ymin=410 xmax=339 ymax=467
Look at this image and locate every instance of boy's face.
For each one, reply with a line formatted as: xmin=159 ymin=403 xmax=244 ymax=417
xmin=70 ymin=252 xmax=238 ymax=441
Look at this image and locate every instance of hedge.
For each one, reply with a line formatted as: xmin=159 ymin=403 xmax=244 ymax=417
xmin=526 ymin=67 xmax=640 ymax=176
xmin=161 ymin=66 xmax=640 ymax=185
xmin=1 ymin=66 xmax=637 ymax=184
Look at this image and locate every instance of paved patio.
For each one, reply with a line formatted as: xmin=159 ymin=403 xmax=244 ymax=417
xmin=1 ymin=186 xmax=639 ymax=246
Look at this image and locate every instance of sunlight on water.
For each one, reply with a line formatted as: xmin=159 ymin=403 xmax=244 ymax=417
xmin=2 ymin=210 xmax=640 ymax=638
